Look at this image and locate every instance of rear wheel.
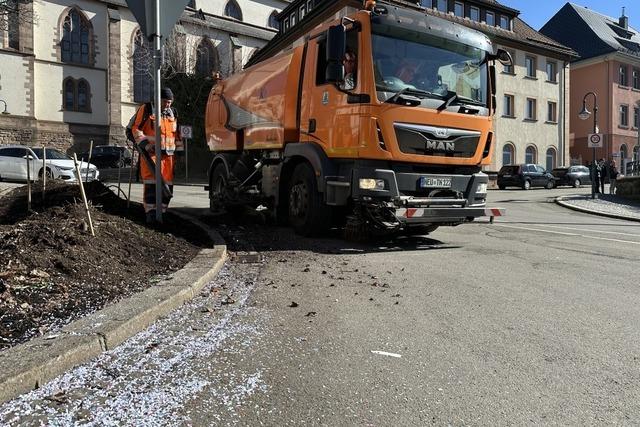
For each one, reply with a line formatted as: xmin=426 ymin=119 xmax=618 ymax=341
xmin=288 ymin=162 xmax=330 ymax=236
xmin=38 ymin=167 xmax=54 ymax=180
xmin=545 ymin=179 xmax=554 ymax=189
xmin=209 ymin=162 xmax=228 ymax=214
xmin=522 ymin=180 xmax=531 ymax=190
xmin=573 ymin=179 xmax=581 ymax=188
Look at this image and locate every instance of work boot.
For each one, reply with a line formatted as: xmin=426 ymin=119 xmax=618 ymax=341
xmin=146 ymin=210 xmax=156 ymax=224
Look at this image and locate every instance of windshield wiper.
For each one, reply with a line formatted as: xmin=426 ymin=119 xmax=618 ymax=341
xmin=437 ymin=91 xmax=484 ymax=112
xmin=377 ymin=86 xmax=443 ymax=104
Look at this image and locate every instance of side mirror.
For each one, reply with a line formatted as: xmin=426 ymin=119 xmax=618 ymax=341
xmin=325 ymin=24 xmax=346 ymax=83
xmin=495 ymin=48 xmax=513 ymax=66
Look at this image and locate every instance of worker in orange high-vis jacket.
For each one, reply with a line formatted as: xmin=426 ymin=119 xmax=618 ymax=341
xmin=131 ymin=87 xmax=183 ymax=223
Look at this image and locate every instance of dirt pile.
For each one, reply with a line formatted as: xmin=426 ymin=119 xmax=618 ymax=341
xmin=0 ymin=181 xmax=208 ymax=350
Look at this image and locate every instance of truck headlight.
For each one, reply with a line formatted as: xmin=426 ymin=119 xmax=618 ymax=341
xmin=476 ymin=183 xmax=488 ymax=194
xmin=359 ymin=178 xmax=385 ymax=190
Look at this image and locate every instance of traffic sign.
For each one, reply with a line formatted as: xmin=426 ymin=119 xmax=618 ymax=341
xmin=125 ymin=0 xmax=191 ymax=39
xmin=588 ymin=133 xmax=603 ymax=148
xmin=180 ymin=125 xmax=193 ymax=139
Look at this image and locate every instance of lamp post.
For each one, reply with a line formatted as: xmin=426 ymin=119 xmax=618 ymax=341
xmin=578 ymin=92 xmax=598 ymax=199
xmin=0 ymin=99 xmax=9 ymax=115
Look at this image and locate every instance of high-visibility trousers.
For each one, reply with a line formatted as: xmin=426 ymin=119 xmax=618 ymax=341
xmin=141 ymin=152 xmax=174 ymax=213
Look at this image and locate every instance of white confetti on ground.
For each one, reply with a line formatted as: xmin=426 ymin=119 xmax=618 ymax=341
xmin=0 ymin=262 xmax=270 ymax=426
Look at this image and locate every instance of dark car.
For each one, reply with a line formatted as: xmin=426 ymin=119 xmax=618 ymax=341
xmin=552 ymin=165 xmax=592 ymax=188
xmin=80 ymin=145 xmax=132 ymax=169
xmin=497 ymin=164 xmax=555 ymax=190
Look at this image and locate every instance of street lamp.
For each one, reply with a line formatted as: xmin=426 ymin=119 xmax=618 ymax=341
xmin=0 ymin=100 xmax=9 ymax=115
xmin=578 ymin=91 xmax=598 ymax=199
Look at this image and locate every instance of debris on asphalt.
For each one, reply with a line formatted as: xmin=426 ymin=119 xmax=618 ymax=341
xmin=289 ymin=301 xmax=299 ymax=308
xmin=305 ymin=311 xmax=317 ymax=317
xmin=370 ymin=350 xmax=402 ymax=358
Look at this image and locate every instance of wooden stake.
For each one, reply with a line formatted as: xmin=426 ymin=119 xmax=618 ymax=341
xmin=73 ymin=153 xmax=95 ymax=236
xmin=85 ymin=140 xmax=93 ymax=183
xmin=127 ymin=147 xmax=134 ymax=209
xmin=26 ymin=151 xmax=31 ymax=212
xmin=42 ymin=145 xmax=46 ymax=203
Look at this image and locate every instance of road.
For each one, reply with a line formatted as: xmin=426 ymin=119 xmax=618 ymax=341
xmin=2 ymin=184 xmax=640 ymax=425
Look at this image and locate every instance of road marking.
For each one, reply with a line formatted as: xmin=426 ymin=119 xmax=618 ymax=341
xmin=371 ymin=350 xmax=402 ymax=358
xmin=493 ymin=224 xmax=640 ymax=246
xmin=543 ymin=224 xmax=640 ymax=237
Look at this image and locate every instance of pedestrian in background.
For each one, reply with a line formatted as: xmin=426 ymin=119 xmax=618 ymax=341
xmin=599 ymin=158 xmax=607 ymax=194
xmin=610 ymin=160 xmax=618 ymax=195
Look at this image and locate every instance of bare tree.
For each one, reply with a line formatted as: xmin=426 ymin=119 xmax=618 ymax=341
xmin=0 ymin=0 xmax=36 ymax=33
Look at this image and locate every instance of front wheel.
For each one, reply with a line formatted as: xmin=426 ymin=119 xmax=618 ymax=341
xmin=288 ymin=162 xmax=330 ymax=236
xmin=209 ymin=162 xmax=228 ymax=214
xmin=38 ymin=168 xmax=54 ymax=180
xmin=522 ymin=180 xmax=531 ymax=190
xmin=545 ymin=179 xmax=554 ymax=189
xmin=573 ymin=179 xmax=581 ymax=188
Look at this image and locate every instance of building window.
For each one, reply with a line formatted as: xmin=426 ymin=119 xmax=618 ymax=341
xmin=485 ymin=11 xmax=495 ymax=26
xmin=525 ymin=56 xmax=536 ymax=78
xmin=268 ymin=11 xmax=279 ymax=29
xmin=619 ymin=65 xmax=628 ymax=86
xmin=307 ymin=0 xmax=313 ymax=13
xmin=454 ymin=2 xmax=463 ymax=17
xmin=283 ymin=17 xmax=290 ymax=31
xmin=525 ymin=146 xmax=537 ymax=164
xmin=299 ymin=4 xmax=307 ymax=20
xmin=620 ymin=105 xmax=629 ymax=126
xmin=62 ymin=77 xmax=91 ymax=112
xmin=502 ymin=143 xmax=514 ymax=166
xmin=195 ymin=38 xmax=219 ymax=76
xmin=526 ymin=98 xmax=537 ymax=120
xmin=503 ymin=94 xmax=514 ymax=117
xmin=633 ymin=69 xmax=639 ymax=90
xmin=133 ymin=30 xmax=152 ymax=103
xmin=621 ymin=144 xmax=628 ymax=160
xmin=224 ymin=0 xmax=242 ymax=20
xmin=7 ymin=0 xmax=19 ymax=50
xmin=435 ymin=0 xmax=447 ymax=12
xmin=547 ymin=101 xmax=557 ymax=123
xmin=61 ymin=8 xmax=92 ymax=65
xmin=503 ymin=50 xmax=514 ymax=74
xmin=290 ymin=12 xmax=296 ymax=26
xmin=546 ymin=148 xmax=556 ymax=171
xmin=634 ymin=107 xmax=640 ymax=129
xmin=187 ymin=0 xmax=196 ymax=8
xmin=546 ymin=61 xmax=557 ymax=82
xmin=499 ymin=15 xmax=509 ymax=29
xmin=470 ymin=6 xmax=480 ymax=22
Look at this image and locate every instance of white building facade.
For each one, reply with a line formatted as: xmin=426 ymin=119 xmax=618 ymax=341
xmin=0 ymin=0 xmax=286 ymax=151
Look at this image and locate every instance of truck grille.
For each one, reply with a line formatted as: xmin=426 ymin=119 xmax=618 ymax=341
xmin=394 ymin=123 xmax=481 ymax=158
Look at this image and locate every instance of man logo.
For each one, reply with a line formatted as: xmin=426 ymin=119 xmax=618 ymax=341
xmin=426 ymin=139 xmax=455 ymax=152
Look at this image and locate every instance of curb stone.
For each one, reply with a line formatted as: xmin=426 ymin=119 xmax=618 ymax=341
xmin=0 ymin=209 xmax=226 ymax=405
xmin=555 ymin=196 xmax=640 ymax=223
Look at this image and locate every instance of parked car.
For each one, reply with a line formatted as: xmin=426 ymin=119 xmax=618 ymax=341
xmin=551 ymin=165 xmax=592 ymax=188
xmin=0 ymin=145 xmax=99 ymax=183
xmin=497 ymin=164 xmax=555 ymax=190
xmin=80 ymin=145 xmax=132 ymax=169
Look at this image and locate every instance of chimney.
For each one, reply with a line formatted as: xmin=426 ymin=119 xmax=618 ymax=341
xmin=619 ymin=7 xmax=628 ymax=29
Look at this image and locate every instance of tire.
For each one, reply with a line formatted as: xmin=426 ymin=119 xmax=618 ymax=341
xmin=498 ymin=184 xmax=506 ymax=190
xmin=545 ymin=179 xmax=554 ymax=189
xmin=38 ymin=167 xmax=54 ymax=180
xmin=573 ymin=179 xmax=581 ymax=188
xmin=287 ymin=162 xmax=330 ymax=236
xmin=209 ymin=162 xmax=228 ymax=213
xmin=522 ymin=180 xmax=531 ymax=190
xmin=116 ymin=158 xmax=125 ymax=168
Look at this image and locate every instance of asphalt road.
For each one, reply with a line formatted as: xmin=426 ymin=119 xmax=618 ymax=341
xmin=2 ymin=184 xmax=640 ymax=425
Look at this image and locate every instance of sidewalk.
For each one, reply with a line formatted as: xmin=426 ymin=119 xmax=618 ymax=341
xmin=555 ymin=193 xmax=640 ymax=222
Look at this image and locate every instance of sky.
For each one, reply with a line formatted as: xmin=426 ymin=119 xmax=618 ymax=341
xmin=503 ymin=0 xmax=637 ymax=31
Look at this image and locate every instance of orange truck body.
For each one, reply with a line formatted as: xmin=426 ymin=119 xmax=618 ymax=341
xmin=205 ymin=0 xmax=506 ymax=235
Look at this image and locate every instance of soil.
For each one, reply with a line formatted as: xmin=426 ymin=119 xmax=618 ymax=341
xmin=0 ymin=181 xmax=210 ymax=351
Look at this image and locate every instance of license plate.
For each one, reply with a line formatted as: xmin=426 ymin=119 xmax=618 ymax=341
xmin=420 ymin=177 xmax=452 ymax=188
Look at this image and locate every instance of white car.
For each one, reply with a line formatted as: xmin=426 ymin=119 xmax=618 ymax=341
xmin=0 ymin=145 xmax=99 ymax=183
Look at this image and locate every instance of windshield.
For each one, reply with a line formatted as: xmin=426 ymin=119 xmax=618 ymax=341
xmin=31 ymin=148 xmax=71 ymax=160
xmin=371 ymin=24 xmax=488 ymax=107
